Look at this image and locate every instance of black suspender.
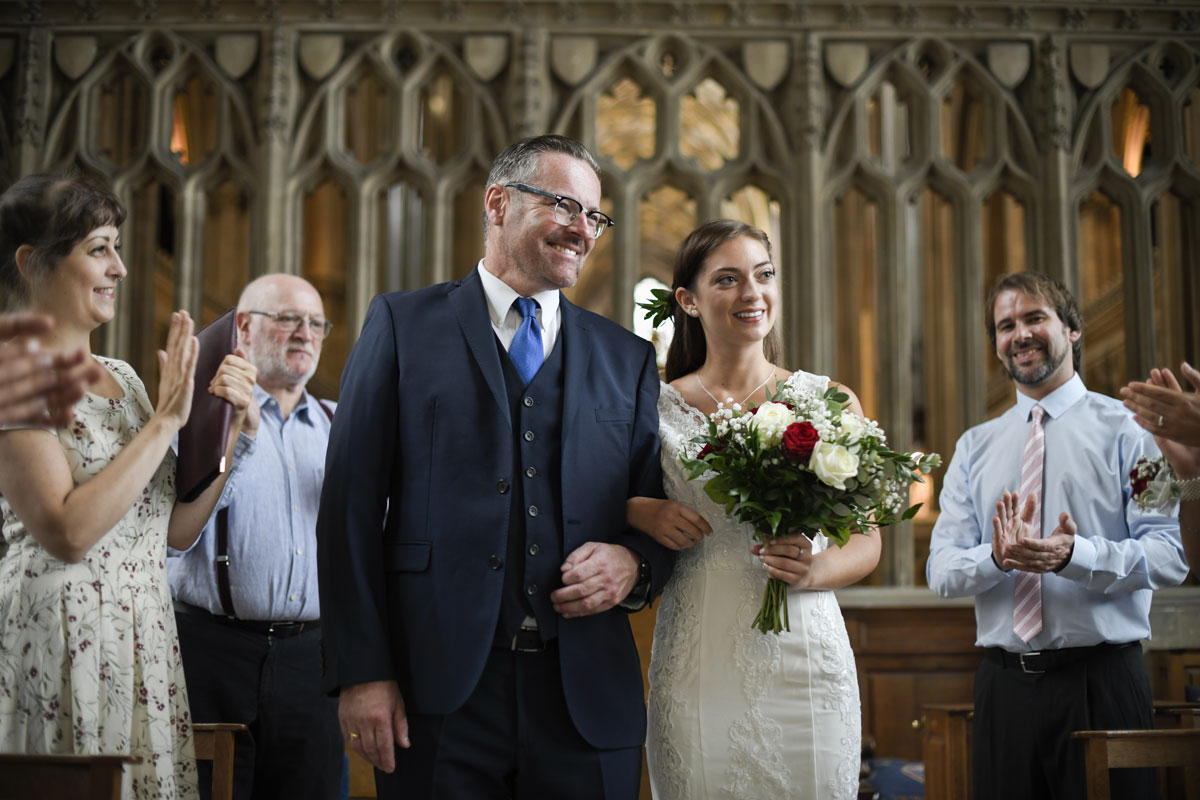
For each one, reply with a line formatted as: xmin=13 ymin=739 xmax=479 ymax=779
xmin=215 ymin=507 xmax=237 ymax=617
xmin=213 ymin=397 xmax=333 ymax=619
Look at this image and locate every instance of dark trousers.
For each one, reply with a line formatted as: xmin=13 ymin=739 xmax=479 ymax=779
xmin=175 ymin=606 xmax=343 ymax=800
xmin=972 ymin=642 xmax=1157 ymax=800
xmin=375 ymin=643 xmax=641 ymax=800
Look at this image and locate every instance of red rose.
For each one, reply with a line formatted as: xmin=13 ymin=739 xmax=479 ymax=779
xmin=1129 ymin=466 xmax=1149 ymax=497
xmin=698 ymin=443 xmax=716 ymax=459
xmin=782 ymin=422 xmax=820 ymax=461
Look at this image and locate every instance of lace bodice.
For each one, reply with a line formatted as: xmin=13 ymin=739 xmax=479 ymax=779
xmin=656 ymin=370 xmax=834 ymax=570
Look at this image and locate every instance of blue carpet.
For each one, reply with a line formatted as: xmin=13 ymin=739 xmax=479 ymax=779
xmin=866 ymin=757 xmax=924 ymax=800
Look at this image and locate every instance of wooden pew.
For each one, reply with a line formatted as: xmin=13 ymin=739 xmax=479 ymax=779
xmin=1071 ymin=729 xmax=1200 ymax=800
xmin=193 ymin=722 xmax=248 ymax=800
xmin=0 ymin=753 xmax=141 ymax=800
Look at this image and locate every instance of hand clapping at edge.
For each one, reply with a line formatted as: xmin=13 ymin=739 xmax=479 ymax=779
xmin=0 ymin=311 xmax=101 ymax=426
xmin=1121 ymin=362 xmax=1200 ymax=479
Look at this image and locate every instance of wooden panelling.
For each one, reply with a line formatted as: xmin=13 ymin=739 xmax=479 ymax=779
xmin=842 ymin=602 xmax=983 ymax=761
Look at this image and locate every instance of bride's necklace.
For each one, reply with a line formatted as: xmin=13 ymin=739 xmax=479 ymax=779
xmin=696 ymin=364 xmax=776 ymax=408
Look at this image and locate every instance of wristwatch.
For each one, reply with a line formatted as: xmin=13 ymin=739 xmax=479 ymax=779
xmin=630 ymin=555 xmax=652 ymax=600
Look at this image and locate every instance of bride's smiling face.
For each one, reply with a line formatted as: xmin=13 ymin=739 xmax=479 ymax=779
xmin=676 ymin=234 xmax=778 ymax=347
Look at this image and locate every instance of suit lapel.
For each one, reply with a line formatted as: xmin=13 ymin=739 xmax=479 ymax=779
xmin=450 ymin=270 xmax=510 ymax=425
xmin=560 ymin=298 xmax=592 ymax=507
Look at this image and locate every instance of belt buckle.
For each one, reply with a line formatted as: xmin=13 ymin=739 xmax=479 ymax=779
xmin=1019 ymin=651 xmax=1045 ymax=674
xmin=510 ymin=626 xmax=542 ymax=653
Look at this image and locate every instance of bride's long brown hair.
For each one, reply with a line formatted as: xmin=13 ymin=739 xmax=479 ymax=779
xmin=663 ymin=219 xmax=784 ymax=382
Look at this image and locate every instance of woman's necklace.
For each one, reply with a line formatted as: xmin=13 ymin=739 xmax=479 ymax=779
xmin=696 ymin=364 xmax=776 ymax=408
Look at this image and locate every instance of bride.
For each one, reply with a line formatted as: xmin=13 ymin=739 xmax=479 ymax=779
xmin=627 ymin=219 xmax=880 ymax=799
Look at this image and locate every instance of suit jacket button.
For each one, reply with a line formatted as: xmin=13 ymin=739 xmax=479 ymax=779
xmin=524 ymin=430 xmax=535 ymax=442
xmin=528 ymin=505 xmax=539 ymax=517
xmin=526 ymin=584 xmax=538 ymax=595
xmin=528 ymin=544 xmax=539 ymax=556
xmin=525 ymin=467 xmax=536 ymax=478
xmin=489 ymin=555 xmax=502 ymax=570
xmin=497 ymin=479 xmax=510 ymax=494
xmin=523 ymin=396 xmax=534 ymax=407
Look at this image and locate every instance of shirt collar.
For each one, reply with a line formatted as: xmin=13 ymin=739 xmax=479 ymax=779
xmin=476 ymin=260 xmax=560 ymax=327
xmin=253 ymin=382 xmax=318 ymax=426
xmin=1014 ymin=372 xmax=1086 ymax=421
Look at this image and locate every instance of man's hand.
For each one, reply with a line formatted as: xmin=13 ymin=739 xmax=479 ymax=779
xmin=339 ymin=679 xmax=410 ymax=773
xmin=994 ymin=490 xmax=1076 ymax=573
xmin=551 ymin=542 xmax=640 ymax=618
xmin=991 ymin=490 xmax=1033 ymax=568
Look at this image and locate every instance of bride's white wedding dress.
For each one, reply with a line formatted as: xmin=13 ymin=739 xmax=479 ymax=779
xmin=646 ymin=370 xmax=862 ymax=799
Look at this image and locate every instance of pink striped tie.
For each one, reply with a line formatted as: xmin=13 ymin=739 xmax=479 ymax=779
xmin=1013 ymin=405 xmax=1046 ymax=642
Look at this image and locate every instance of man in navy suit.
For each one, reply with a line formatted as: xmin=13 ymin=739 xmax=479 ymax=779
xmin=316 ymin=135 xmax=674 ymax=799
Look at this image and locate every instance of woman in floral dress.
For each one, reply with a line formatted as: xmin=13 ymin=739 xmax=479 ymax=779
xmin=0 ymin=173 xmax=257 ymax=799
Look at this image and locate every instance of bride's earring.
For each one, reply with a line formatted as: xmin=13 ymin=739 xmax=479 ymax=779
xmin=689 ymin=309 xmax=699 ymax=317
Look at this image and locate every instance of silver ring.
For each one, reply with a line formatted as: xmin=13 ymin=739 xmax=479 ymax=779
xmin=1158 ymin=414 xmax=1164 ymax=426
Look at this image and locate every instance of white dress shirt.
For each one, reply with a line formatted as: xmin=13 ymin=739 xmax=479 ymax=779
xmin=477 ymin=259 xmax=561 ymax=359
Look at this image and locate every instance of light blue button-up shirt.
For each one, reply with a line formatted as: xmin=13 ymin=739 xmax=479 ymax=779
xmin=927 ymin=373 xmax=1187 ymax=651
xmin=168 ymin=384 xmax=334 ymax=621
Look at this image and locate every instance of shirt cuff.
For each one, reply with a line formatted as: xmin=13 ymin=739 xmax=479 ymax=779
xmin=1055 ymin=534 xmax=1095 ymax=581
xmin=230 ymin=430 xmax=256 ymax=469
xmin=618 ymin=579 xmax=652 ymax=611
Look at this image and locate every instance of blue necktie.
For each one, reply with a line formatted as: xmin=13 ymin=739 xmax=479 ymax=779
xmin=510 ymin=297 xmax=543 ymax=386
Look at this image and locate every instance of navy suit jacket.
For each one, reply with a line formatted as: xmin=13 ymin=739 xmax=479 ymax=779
xmin=316 ymin=269 xmax=673 ymax=749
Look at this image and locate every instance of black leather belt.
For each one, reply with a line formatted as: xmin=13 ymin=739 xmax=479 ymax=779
xmin=175 ymin=601 xmax=319 ymax=639
xmin=496 ymin=626 xmax=551 ymax=653
xmin=986 ymin=642 xmax=1135 ymax=674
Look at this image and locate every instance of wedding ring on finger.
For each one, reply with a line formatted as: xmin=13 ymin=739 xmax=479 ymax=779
xmin=349 ymin=732 xmax=361 ymax=740
xmin=1158 ymin=414 xmax=1164 ymax=426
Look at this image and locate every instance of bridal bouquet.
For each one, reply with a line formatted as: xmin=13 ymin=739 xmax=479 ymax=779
xmin=681 ymin=382 xmax=941 ymax=634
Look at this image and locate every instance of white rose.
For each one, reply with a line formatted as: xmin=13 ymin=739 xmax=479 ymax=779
xmin=839 ymin=411 xmax=866 ymax=443
xmin=751 ymin=401 xmax=795 ymax=448
xmin=809 ymin=442 xmax=860 ymax=490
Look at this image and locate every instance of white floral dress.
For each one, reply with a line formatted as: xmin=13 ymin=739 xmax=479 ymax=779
xmin=0 ymin=357 xmax=198 ymax=799
xmin=647 ymin=370 xmax=862 ymax=800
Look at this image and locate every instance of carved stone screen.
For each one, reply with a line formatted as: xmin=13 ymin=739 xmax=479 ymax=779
xmin=3 ymin=1 xmax=1196 ymax=586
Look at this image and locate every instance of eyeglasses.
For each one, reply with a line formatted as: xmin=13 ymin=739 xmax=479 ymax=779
xmin=505 ymin=183 xmax=615 ymax=240
xmin=248 ymin=311 xmax=333 ymax=339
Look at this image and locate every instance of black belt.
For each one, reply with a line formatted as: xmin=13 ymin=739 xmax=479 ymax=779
xmin=494 ymin=626 xmax=553 ymax=653
xmin=986 ymin=642 xmax=1136 ymax=674
xmin=175 ymin=601 xmax=319 ymax=639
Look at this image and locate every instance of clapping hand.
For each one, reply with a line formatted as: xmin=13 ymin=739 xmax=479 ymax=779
xmin=154 ymin=311 xmax=199 ymax=431
xmin=1121 ymin=363 xmax=1200 ymax=479
xmin=0 ymin=312 xmax=101 ymax=426
xmin=992 ymin=490 xmax=1075 ymax=573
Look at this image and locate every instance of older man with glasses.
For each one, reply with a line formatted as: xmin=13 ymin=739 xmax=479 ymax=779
xmin=317 ymin=134 xmax=675 ymax=799
xmin=168 ymin=273 xmax=344 ymax=800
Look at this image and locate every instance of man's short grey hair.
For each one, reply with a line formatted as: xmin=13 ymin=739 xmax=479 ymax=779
xmin=482 ymin=135 xmax=600 ymax=241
